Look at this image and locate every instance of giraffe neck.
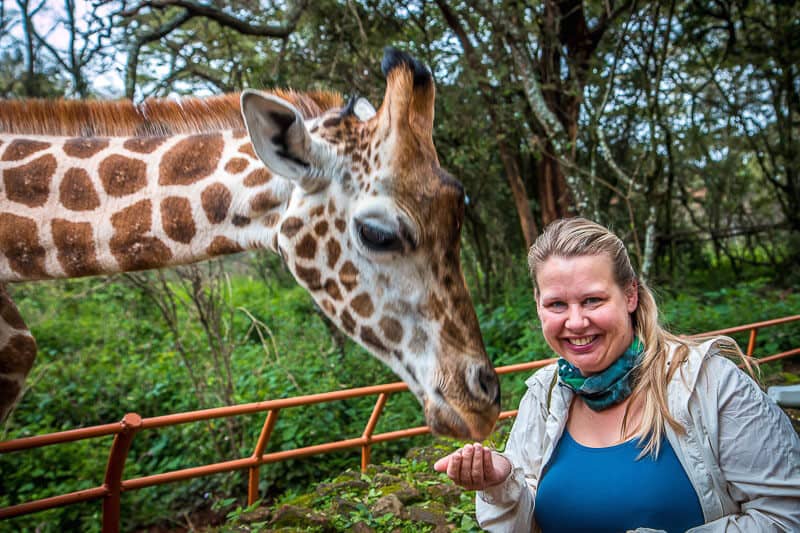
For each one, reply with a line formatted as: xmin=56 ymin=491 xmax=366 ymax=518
xmin=0 ymin=130 xmax=294 ymax=281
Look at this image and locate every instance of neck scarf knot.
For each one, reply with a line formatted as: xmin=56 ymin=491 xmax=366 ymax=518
xmin=557 ymin=337 xmax=644 ymax=411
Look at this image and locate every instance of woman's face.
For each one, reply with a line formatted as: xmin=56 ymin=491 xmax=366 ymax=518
xmin=535 ymin=254 xmax=638 ymax=376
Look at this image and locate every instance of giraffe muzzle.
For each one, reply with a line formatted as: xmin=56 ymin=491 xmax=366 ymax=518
xmin=425 ymin=361 xmax=501 ymax=440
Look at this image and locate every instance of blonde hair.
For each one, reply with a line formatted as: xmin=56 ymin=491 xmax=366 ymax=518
xmin=527 ymin=217 xmax=692 ymax=456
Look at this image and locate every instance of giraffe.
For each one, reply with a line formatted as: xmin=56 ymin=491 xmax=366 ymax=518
xmin=0 ymin=48 xmax=500 ymax=440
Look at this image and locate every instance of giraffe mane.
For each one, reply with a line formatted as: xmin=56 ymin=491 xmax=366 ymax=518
xmin=0 ymin=89 xmax=344 ymax=137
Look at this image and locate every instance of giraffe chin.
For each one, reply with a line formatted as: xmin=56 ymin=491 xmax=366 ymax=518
xmin=424 ymin=401 xmax=498 ymax=441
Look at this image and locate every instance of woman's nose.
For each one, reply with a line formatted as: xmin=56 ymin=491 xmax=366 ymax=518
xmin=565 ymin=305 xmax=587 ymax=329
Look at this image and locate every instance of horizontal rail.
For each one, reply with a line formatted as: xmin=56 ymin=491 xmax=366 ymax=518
xmin=690 ymin=315 xmax=799 ymax=337
xmin=2 ymin=314 xmax=798 ymax=527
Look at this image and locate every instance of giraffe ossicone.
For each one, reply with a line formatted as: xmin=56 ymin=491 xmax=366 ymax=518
xmin=0 ymin=48 xmax=500 ymax=440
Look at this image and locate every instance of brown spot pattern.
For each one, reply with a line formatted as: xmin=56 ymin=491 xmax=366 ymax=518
xmin=0 ymin=213 xmax=47 ymax=278
xmin=263 ymin=213 xmax=281 ymax=228
xmin=442 ymin=318 xmax=465 ymax=350
xmin=2 ymin=139 xmax=50 ymax=161
xmin=324 ymin=279 xmax=343 ymax=301
xmin=160 ymin=196 xmax=196 ymax=243
xmin=201 ymin=183 xmax=231 ymax=224
xmin=280 ymin=217 xmax=304 ymax=239
xmin=340 ymin=309 xmax=356 ymax=334
xmin=160 ymin=133 xmax=224 ymax=185
xmin=321 ymin=300 xmax=336 ymax=316
xmin=360 ymin=326 xmax=388 ymax=352
xmin=295 ymin=264 xmax=322 ymax=290
xmin=51 ymin=219 xmax=101 ymax=277
xmin=207 ymin=236 xmax=244 ymax=256
xmin=310 ymin=205 xmax=325 ymax=218
xmin=0 ymin=334 xmax=37 ymax=374
xmin=295 ymin=234 xmax=317 ymax=259
xmin=379 ymin=317 xmax=404 ymax=344
xmin=109 ymin=199 xmax=173 ymax=271
xmin=0 ymin=286 xmax=26 ymax=330
xmin=326 ymin=239 xmax=341 ymax=269
xmin=225 ymin=158 xmax=249 ymax=174
xmin=232 ymin=215 xmax=251 ymax=227
xmin=350 ymin=293 xmax=374 ymax=318
xmin=238 ymin=143 xmax=257 ymax=159
xmin=314 ymin=221 xmax=329 ymax=237
xmin=60 ymin=168 xmax=100 ymax=211
xmin=63 ymin=138 xmax=109 ymax=158
xmin=243 ymin=168 xmax=272 ymax=186
xmin=99 ymin=154 xmax=147 ymax=197
xmin=339 ymin=261 xmax=358 ymax=291
xmin=3 ymin=154 xmax=56 ymax=207
xmin=250 ymin=191 xmax=282 ymax=212
xmin=409 ymin=327 xmax=429 ymax=353
xmin=334 ymin=219 xmax=346 ymax=233
xmin=123 ymin=137 xmax=166 ymax=154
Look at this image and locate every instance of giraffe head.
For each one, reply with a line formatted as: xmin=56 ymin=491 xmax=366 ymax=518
xmin=241 ymin=48 xmax=499 ymax=440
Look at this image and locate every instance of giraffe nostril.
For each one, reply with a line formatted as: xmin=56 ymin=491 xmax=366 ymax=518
xmin=467 ymin=363 xmax=500 ymax=406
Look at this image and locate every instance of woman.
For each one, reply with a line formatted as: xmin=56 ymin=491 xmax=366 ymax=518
xmin=434 ymin=217 xmax=800 ymax=532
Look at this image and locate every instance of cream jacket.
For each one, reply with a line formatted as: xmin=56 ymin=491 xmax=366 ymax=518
xmin=476 ymin=338 xmax=800 ymax=532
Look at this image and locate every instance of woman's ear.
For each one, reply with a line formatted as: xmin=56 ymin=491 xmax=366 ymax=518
xmin=626 ymin=280 xmax=639 ymax=313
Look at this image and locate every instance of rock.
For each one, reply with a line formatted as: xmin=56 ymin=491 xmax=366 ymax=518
xmin=427 ymin=483 xmax=463 ymax=506
xmin=268 ymin=504 xmax=331 ymax=531
xmin=330 ymin=496 xmax=360 ymax=515
xmin=405 ymin=445 xmax=448 ymax=467
xmin=373 ymin=473 xmax=403 ymax=486
xmin=405 ymin=501 xmax=450 ymax=526
xmin=315 ymin=479 xmax=369 ymax=497
xmin=377 ymin=481 xmax=421 ymax=504
xmin=233 ymin=506 xmax=271 ymax=524
xmin=351 ymin=521 xmax=375 ymax=533
xmin=370 ymin=493 xmax=404 ymax=517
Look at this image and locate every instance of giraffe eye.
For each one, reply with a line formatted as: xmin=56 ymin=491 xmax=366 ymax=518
xmin=357 ymin=221 xmax=402 ymax=252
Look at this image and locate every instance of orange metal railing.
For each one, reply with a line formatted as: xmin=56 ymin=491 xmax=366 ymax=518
xmin=1 ymin=314 xmax=798 ymax=531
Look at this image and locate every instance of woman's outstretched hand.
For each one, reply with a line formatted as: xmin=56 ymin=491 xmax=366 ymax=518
xmin=433 ymin=443 xmax=512 ymax=490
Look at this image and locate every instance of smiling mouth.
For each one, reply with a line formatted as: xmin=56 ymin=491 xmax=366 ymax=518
xmin=567 ymin=336 xmax=597 ymax=347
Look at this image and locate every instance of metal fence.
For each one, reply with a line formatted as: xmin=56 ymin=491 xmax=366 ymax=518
xmin=1 ymin=314 xmax=798 ymax=531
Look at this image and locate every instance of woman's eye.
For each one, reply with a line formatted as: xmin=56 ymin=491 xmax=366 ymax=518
xmin=584 ymin=297 xmax=602 ymax=306
xmin=358 ymin=222 xmax=402 ymax=252
xmin=548 ymin=301 xmax=567 ymax=311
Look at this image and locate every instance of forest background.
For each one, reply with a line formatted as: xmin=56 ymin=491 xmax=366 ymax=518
xmin=1 ymin=0 xmax=799 ymax=531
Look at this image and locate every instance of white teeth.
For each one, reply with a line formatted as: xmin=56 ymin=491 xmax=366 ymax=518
xmin=570 ymin=336 xmax=594 ymax=346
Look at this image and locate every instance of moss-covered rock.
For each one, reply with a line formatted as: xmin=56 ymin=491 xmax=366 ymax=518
xmin=405 ymin=501 xmax=450 ymax=526
xmin=370 ymin=493 xmax=404 ymax=517
xmin=268 ymin=504 xmax=332 ymax=531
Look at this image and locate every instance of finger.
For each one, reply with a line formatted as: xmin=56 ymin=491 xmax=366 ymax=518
xmin=483 ymin=447 xmax=494 ymax=481
xmin=471 ymin=443 xmax=484 ymax=487
xmin=460 ymin=444 xmax=475 ymax=486
xmin=447 ymin=450 xmax=462 ymax=482
xmin=433 ymin=455 xmax=449 ymax=473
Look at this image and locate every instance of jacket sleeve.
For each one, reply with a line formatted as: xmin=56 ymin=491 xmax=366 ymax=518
xmin=475 ymin=371 xmax=552 ymax=533
xmin=688 ymin=356 xmax=800 ymax=532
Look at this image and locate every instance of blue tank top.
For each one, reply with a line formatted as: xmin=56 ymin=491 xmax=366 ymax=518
xmin=534 ymin=430 xmax=704 ymax=533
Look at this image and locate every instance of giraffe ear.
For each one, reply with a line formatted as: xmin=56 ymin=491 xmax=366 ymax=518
xmin=240 ymin=90 xmax=331 ymax=191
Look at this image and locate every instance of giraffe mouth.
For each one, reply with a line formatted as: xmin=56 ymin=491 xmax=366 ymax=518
xmin=424 ymin=399 xmax=498 ymax=441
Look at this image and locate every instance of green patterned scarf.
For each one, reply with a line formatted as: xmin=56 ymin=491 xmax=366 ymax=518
xmin=557 ymin=337 xmax=644 ymax=411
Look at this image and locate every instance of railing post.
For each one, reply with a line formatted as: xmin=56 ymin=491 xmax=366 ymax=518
xmin=361 ymin=393 xmax=389 ymax=472
xmin=247 ymin=409 xmax=280 ymax=505
xmin=747 ymin=328 xmax=759 ymax=356
xmin=102 ymin=413 xmax=142 ymax=533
